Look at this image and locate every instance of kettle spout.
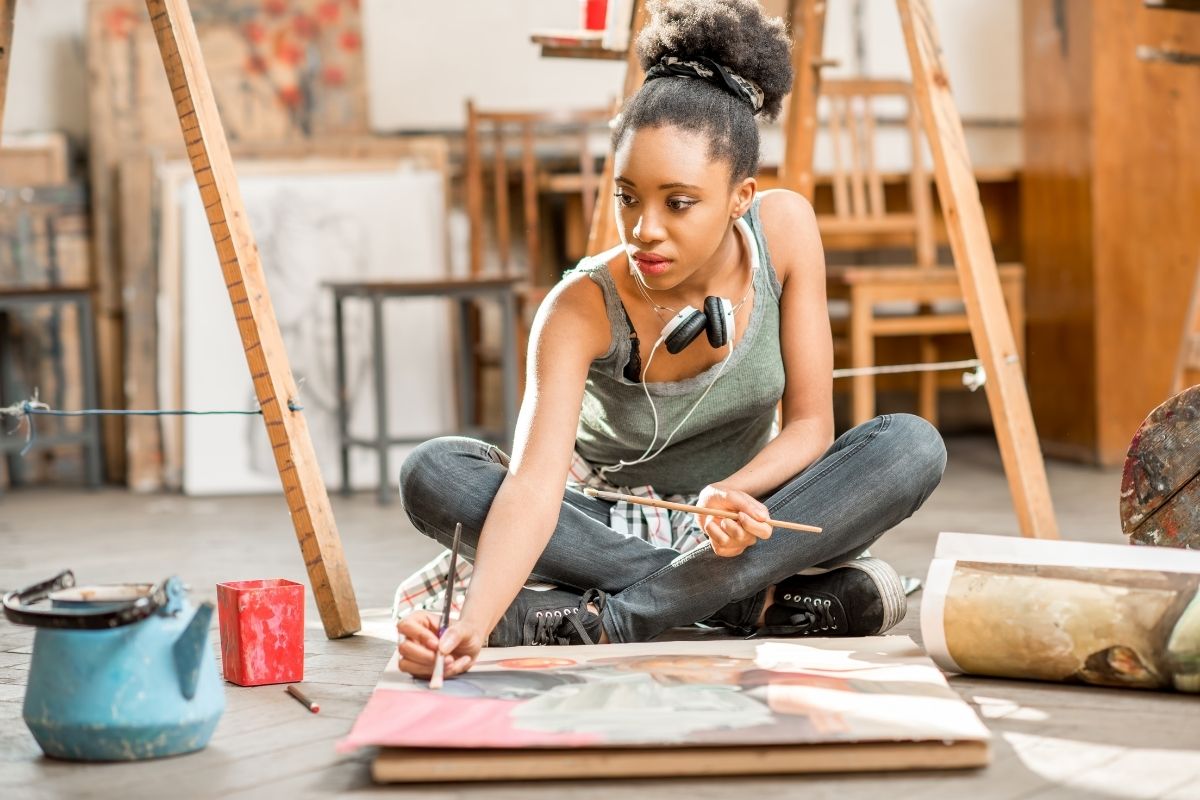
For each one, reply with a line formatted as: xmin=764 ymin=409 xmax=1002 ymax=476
xmin=174 ymin=601 xmax=214 ymax=700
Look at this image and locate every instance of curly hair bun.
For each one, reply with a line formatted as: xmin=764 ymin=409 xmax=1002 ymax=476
xmin=636 ymin=0 xmax=793 ymax=121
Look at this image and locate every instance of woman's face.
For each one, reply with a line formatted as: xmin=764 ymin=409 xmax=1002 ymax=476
xmin=612 ymin=125 xmax=752 ymax=292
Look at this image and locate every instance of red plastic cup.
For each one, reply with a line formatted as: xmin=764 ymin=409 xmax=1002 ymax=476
xmin=216 ymin=578 xmax=304 ymax=686
xmin=581 ymin=0 xmax=607 ymax=30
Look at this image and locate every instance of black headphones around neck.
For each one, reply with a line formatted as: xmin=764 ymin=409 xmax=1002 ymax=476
xmin=660 ymin=296 xmax=735 ymax=354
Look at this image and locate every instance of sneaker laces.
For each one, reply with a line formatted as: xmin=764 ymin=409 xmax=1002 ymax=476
xmin=530 ymin=589 xmax=607 ymax=646
xmin=782 ymin=593 xmax=836 ymax=633
xmin=531 ymin=608 xmax=578 ymax=645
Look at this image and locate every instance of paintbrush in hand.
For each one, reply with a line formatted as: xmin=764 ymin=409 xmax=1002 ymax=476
xmin=429 ymin=521 xmax=463 ymax=690
xmin=582 ymin=487 xmax=822 ymax=533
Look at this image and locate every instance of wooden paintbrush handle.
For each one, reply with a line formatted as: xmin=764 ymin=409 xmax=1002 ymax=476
xmin=582 ymin=488 xmax=821 ymax=533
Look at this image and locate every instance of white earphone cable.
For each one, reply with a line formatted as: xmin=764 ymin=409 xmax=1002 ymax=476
xmin=639 ymin=342 xmax=734 ymax=463
xmin=597 ymin=334 xmax=734 ymax=480
xmin=598 ymin=217 xmax=758 ymax=480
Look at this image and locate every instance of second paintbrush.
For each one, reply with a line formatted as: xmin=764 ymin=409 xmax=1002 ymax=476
xmin=581 ymin=488 xmax=822 ymax=534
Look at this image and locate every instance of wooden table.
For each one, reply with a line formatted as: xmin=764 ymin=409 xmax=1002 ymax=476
xmin=531 ymin=30 xmax=626 ymax=61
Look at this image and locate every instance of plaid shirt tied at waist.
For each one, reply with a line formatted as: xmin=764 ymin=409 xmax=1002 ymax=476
xmin=391 ymin=451 xmax=710 ymax=621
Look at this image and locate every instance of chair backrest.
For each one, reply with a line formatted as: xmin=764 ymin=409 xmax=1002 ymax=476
xmin=817 ymin=78 xmax=936 ymax=269
xmin=464 ymin=102 xmax=612 ymax=282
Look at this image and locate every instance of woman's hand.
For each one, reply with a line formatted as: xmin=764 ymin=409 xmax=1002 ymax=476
xmin=695 ymin=482 xmax=773 ymax=558
xmin=395 ymin=612 xmax=487 ymax=680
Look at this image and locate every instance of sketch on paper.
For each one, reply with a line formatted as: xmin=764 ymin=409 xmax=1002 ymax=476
xmin=923 ymin=532 xmax=1200 ymax=693
xmin=337 ymin=637 xmax=991 ymax=752
xmin=176 ymin=165 xmax=454 ymax=495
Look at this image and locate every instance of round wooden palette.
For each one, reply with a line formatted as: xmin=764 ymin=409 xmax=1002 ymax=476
xmin=1120 ymin=384 xmax=1200 ymax=548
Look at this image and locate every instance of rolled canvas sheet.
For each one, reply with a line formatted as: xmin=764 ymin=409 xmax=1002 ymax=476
xmin=922 ymin=532 xmax=1200 ymax=693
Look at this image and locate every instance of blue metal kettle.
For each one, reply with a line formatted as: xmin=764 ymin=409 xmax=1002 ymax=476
xmin=3 ymin=570 xmax=226 ymax=760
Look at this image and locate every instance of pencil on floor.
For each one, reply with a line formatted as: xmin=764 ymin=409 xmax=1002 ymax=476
xmin=286 ymin=683 xmax=319 ymax=713
xmin=582 ymin=487 xmax=821 ymax=533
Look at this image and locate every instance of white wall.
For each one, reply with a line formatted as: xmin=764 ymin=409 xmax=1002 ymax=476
xmin=815 ymin=1 xmax=1022 ymax=170
xmin=2 ymin=0 xmax=1021 ymax=139
xmin=363 ymin=0 xmax=628 ymax=131
xmin=363 ymin=0 xmax=1021 ymax=132
xmin=2 ymin=0 xmax=89 ymax=139
xmin=854 ymin=1 xmax=1022 ymax=121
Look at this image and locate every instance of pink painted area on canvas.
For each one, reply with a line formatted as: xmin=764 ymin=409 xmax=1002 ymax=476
xmin=336 ymin=690 xmax=601 ymax=753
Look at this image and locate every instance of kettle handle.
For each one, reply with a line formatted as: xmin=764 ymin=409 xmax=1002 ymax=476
xmin=2 ymin=570 xmax=169 ymax=629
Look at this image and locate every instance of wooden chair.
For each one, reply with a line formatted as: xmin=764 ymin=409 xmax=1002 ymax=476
xmin=820 ymin=78 xmax=1024 ymax=426
xmin=465 ymin=102 xmax=612 ymax=281
xmin=463 ymin=101 xmax=612 ymax=396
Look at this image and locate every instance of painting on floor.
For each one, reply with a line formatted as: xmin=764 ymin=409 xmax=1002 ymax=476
xmin=338 ymin=636 xmax=990 ymax=752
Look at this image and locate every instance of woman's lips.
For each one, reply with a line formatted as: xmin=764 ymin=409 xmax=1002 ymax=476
xmin=633 ymin=254 xmax=671 ymax=276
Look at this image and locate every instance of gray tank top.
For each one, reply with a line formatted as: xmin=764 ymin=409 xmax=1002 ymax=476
xmin=569 ymin=195 xmax=785 ymax=495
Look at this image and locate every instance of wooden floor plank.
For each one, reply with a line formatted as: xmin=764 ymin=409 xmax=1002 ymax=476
xmin=1163 ymin=777 xmax=1200 ymax=800
xmin=0 ymin=438 xmax=1196 ymax=798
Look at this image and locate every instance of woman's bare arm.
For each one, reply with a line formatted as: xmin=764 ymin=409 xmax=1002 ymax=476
xmin=718 ymin=189 xmax=834 ymax=499
xmin=456 ymin=276 xmax=611 ymax=635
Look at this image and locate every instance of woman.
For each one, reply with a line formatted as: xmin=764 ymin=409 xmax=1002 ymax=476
xmin=395 ymin=0 xmax=946 ymax=679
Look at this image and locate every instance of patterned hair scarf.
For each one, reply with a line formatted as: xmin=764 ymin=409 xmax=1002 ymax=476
xmin=644 ymin=55 xmax=765 ymax=114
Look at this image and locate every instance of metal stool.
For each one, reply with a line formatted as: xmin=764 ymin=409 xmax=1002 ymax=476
xmin=325 ymin=277 xmax=521 ymax=504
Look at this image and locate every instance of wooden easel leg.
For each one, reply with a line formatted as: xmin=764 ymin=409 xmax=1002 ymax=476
xmin=898 ymin=0 xmax=1058 ymax=539
xmin=781 ymin=0 xmax=828 ymax=200
xmin=0 ymin=0 xmax=13 ymax=135
xmin=850 ymin=287 xmax=875 ymax=425
xmin=145 ymin=0 xmax=362 ymax=636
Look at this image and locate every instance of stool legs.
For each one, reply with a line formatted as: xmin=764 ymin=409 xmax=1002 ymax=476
xmin=77 ymin=296 xmax=103 ymax=488
xmin=333 ymin=293 xmax=350 ymax=496
xmin=371 ymin=295 xmax=390 ymax=505
xmin=0 ymin=309 xmax=15 ymax=489
xmin=328 ymin=286 xmax=521 ymax=504
xmin=499 ymin=290 xmax=518 ymax=452
xmin=455 ymin=298 xmax=477 ymax=433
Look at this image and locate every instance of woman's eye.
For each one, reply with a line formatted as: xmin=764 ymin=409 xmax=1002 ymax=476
xmin=613 ymin=192 xmax=637 ymax=207
xmin=668 ymin=198 xmax=696 ymax=211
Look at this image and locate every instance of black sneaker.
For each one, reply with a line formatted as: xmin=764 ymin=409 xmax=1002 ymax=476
xmin=758 ymin=557 xmax=906 ymax=637
xmin=487 ymin=587 xmax=607 ymax=647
